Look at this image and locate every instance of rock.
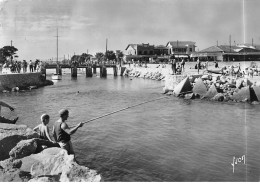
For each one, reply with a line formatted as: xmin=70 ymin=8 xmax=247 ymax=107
xmin=173 ymin=77 xmax=193 ymax=96
xmin=243 ymin=78 xmax=253 ymax=87
xmin=252 ymin=86 xmax=260 ymax=101
xmin=236 ymin=78 xmax=244 ymax=88
xmin=0 ymin=124 xmax=39 ymax=161
xmin=184 ymin=93 xmax=195 ymax=99
xmin=231 ymin=86 xmax=251 ymax=102
xmin=189 ymin=74 xmax=203 ymax=83
xmin=201 ymin=75 xmax=209 ymax=80
xmin=21 ymin=148 xmax=101 ymax=182
xmin=203 ymin=83 xmax=218 ymax=99
xmin=0 ymin=158 xmax=22 ymax=170
xmin=211 ymin=93 xmax=225 ymax=101
xmin=9 ymin=139 xmax=37 ymax=159
xmin=162 ymin=87 xmax=169 ymax=94
xmin=29 ymin=176 xmax=58 ymax=182
xmin=192 ymin=78 xmax=208 ymax=97
xmin=0 ymin=168 xmax=24 ymax=182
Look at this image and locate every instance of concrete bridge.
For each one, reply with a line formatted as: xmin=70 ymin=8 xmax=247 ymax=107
xmin=44 ymin=64 xmax=126 ymax=78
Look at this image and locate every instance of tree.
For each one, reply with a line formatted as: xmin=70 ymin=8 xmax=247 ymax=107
xmin=0 ymin=46 xmax=18 ymax=64
xmin=95 ymin=52 xmax=104 ymax=63
xmin=79 ymin=53 xmax=92 ymax=64
xmin=116 ymin=50 xmax=124 ymax=65
xmin=105 ymin=50 xmax=116 ymax=61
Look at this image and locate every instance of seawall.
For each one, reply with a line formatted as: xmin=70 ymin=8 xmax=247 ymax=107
xmin=0 ymin=73 xmax=52 ymax=91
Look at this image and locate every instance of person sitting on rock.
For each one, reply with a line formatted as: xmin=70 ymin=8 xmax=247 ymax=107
xmin=33 ymin=114 xmax=54 ymax=143
xmin=0 ymin=101 xmax=19 ymax=124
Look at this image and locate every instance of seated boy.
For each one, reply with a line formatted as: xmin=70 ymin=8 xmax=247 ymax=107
xmin=33 ymin=114 xmax=54 ymax=143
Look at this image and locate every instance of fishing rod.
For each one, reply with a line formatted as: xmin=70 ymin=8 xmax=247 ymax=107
xmin=82 ymin=96 xmax=169 ymax=125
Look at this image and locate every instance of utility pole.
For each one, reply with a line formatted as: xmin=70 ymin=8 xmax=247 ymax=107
xmin=11 ymin=40 xmax=13 ymax=46
xmin=252 ymin=38 xmax=254 ymax=47
xmin=105 ymin=38 xmax=108 ymax=61
xmin=217 ymin=40 xmax=218 ymax=46
xmin=55 ymin=28 xmax=59 ymax=64
xmin=229 ymin=34 xmax=231 ymax=52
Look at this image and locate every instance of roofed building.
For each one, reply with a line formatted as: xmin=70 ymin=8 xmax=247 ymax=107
xmin=166 ymin=41 xmax=196 ymax=59
xmin=125 ymin=43 xmax=155 ymax=56
xmin=191 ymin=45 xmax=260 ymax=61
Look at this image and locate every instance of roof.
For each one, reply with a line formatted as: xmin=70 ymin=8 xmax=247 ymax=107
xmin=198 ymin=45 xmax=260 ymax=54
xmin=125 ymin=44 xmax=137 ymax=50
xmin=199 ymin=45 xmax=240 ymax=53
xmin=166 ymin=41 xmax=196 ymax=48
xmin=155 ymin=45 xmax=168 ymax=50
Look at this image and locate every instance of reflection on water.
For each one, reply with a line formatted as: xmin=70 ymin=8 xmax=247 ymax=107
xmin=1 ymin=73 xmax=260 ymax=182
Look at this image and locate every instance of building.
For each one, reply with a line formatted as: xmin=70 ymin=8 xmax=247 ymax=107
xmin=191 ymin=45 xmax=260 ymax=61
xmin=125 ymin=43 xmax=155 ymax=56
xmin=154 ymin=45 xmax=169 ymax=56
xmin=166 ymin=41 xmax=196 ymax=59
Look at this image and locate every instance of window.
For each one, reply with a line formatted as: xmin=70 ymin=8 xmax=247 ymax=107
xmin=190 ymin=48 xmax=192 ymax=52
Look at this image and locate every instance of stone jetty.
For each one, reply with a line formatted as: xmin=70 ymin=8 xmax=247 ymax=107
xmin=122 ymin=63 xmax=260 ymax=103
xmin=0 ymin=123 xmax=101 ymax=182
xmin=164 ymin=74 xmax=260 ymax=103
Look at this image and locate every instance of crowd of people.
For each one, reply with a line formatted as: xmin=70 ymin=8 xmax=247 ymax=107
xmin=2 ymin=59 xmax=45 ymax=73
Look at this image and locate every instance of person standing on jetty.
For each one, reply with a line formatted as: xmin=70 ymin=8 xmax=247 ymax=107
xmin=53 ymin=109 xmax=84 ymax=155
xmin=171 ymin=59 xmax=177 ymax=74
xmin=0 ymin=101 xmax=19 ymax=124
xmin=197 ymin=58 xmax=201 ymax=74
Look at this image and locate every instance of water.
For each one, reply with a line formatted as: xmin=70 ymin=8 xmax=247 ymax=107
xmin=1 ymin=71 xmax=260 ymax=182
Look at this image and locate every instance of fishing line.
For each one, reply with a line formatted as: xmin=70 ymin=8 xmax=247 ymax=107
xmin=82 ymin=96 xmax=169 ymax=125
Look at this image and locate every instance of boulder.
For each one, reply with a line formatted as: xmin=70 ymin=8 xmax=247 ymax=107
xmin=173 ymin=77 xmax=193 ymax=96
xmin=21 ymin=148 xmax=101 ymax=182
xmin=192 ymin=78 xmax=208 ymax=97
xmin=9 ymin=139 xmax=37 ymax=159
xmin=0 ymin=158 xmax=22 ymax=170
xmin=231 ymin=86 xmax=251 ymax=102
xmin=189 ymin=74 xmax=203 ymax=83
xmin=184 ymin=93 xmax=195 ymax=100
xmin=201 ymin=74 xmax=209 ymax=80
xmin=0 ymin=124 xmax=39 ymax=161
xmin=211 ymin=93 xmax=225 ymax=101
xmin=252 ymin=86 xmax=260 ymax=101
xmin=236 ymin=78 xmax=244 ymax=88
xmin=203 ymin=83 xmax=218 ymax=99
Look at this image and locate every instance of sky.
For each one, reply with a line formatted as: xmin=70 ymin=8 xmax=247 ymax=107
xmin=0 ymin=0 xmax=260 ymax=61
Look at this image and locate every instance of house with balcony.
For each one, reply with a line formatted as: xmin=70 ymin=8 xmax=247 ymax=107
xmin=166 ymin=41 xmax=196 ymax=59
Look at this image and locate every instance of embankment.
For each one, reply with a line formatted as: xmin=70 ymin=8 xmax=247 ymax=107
xmin=0 ymin=73 xmax=53 ymax=91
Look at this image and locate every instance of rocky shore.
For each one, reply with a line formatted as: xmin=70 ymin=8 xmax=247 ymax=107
xmin=122 ymin=64 xmax=260 ymax=103
xmin=0 ymin=123 xmax=101 ymax=182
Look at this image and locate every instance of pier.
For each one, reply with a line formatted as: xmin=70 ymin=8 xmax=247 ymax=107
xmin=44 ymin=64 xmax=125 ymax=78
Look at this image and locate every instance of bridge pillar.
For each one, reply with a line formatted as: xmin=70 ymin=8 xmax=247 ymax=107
xmin=93 ymin=64 xmax=97 ymax=74
xmin=120 ymin=67 xmax=126 ymax=76
xmin=71 ymin=67 xmax=77 ymax=78
xmin=56 ymin=66 xmax=62 ymax=75
xmin=86 ymin=66 xmax=93 ymax=77
xmin=100 ymin=66 xmax=107 ymax=78
xmin=113 ymin=66 xmax=117 ymax=76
